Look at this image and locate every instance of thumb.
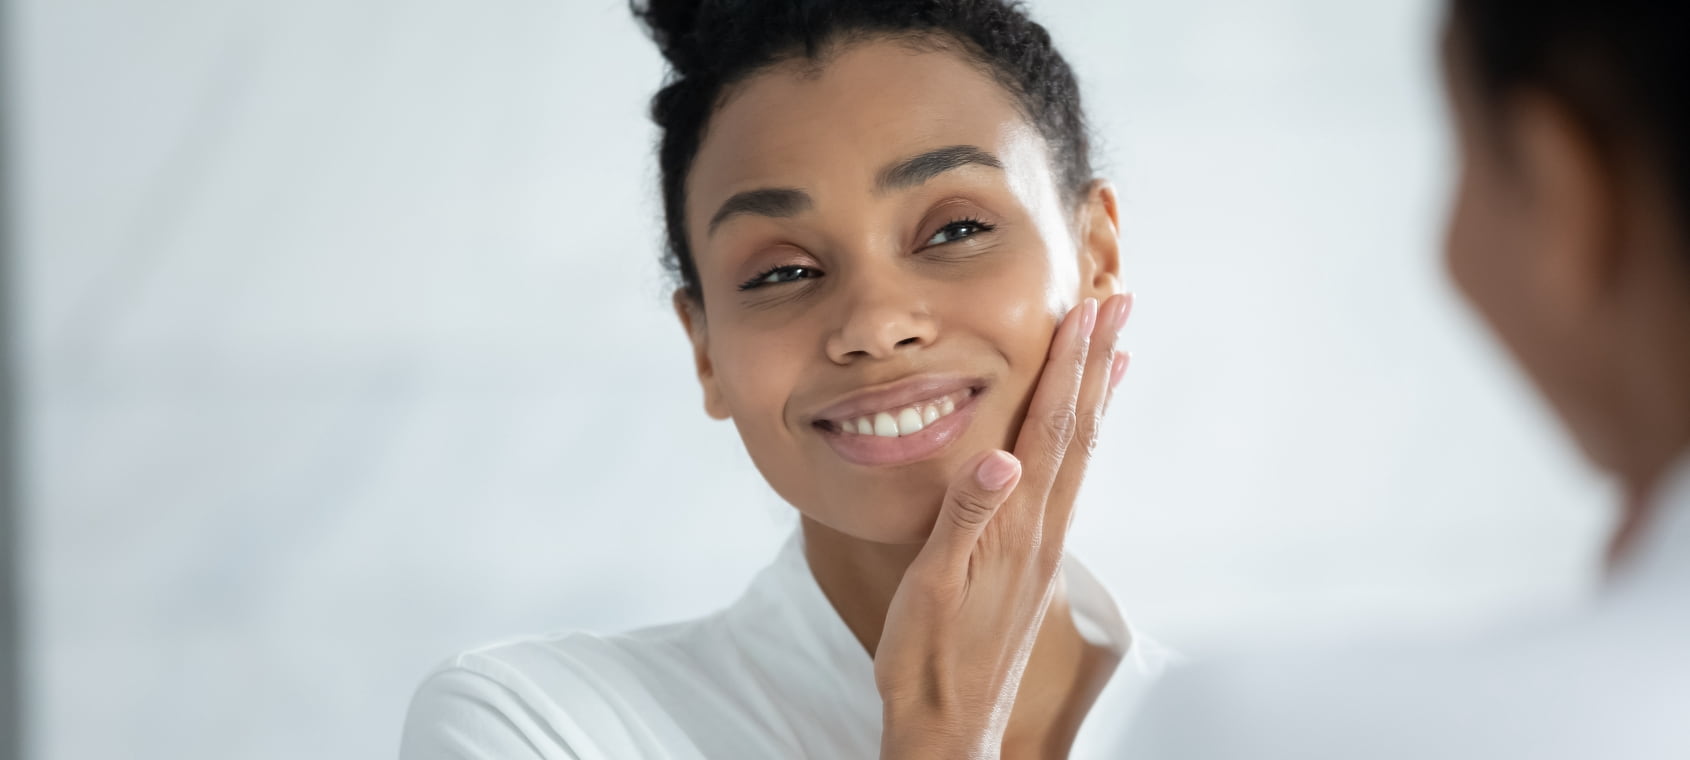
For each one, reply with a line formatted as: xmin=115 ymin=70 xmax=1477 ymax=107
xmin=921 ymin=450 xmax=1022 ymax=570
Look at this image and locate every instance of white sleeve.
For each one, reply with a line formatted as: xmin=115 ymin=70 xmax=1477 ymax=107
xmin=399 ymin=665 xmax=579 ymax=760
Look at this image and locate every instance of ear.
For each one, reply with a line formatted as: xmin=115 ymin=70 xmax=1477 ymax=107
xmin=1512 ymin=93 xmax=1620 ymax=310
xmin=1075 ymin=179 xmax=1123 ymax=302
xmin=672 ymin=289 xmax=731 ymax=420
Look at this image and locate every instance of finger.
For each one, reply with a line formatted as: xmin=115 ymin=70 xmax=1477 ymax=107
xmin=1043 ymin=293 xmax=1132 ymax=539
xmin=919 ymin=450 xmax=1023 ymax=571
xmin=1003 ymin=298 xmax=1097 ymax=530
xmin=1101 ymin=350 xmax=1130 ymax=415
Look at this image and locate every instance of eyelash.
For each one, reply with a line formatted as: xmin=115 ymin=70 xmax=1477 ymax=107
xmin=736 ymin=216 xmax=997 ymax=291
xmin=738 ymin=264 xmax=822 ymax=292
xmin=925 ymin=216 xmax=997 ymax=247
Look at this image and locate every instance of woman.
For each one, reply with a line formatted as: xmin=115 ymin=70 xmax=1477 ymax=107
xmin=400 ymin=1 xmax=1166 ymax=758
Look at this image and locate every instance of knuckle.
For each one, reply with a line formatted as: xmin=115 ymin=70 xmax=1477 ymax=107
xmin=1046 ymin=408 xmax=1079 ymax=445
xmin=1075 ymin=411 xmax=1103 ymax=455
xmin=946 ymin=491 xmax=998 ymax=530
xmin=1047 ymin=410 xmax=1074 ymax=445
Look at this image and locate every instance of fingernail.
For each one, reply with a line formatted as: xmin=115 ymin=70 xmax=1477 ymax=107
xmin=1109 ymin=351 xmax=1129 ymax=389
xmin=1107 ymin=293 xmax=1133 ymax=333
xmin=1079 ymin=298 xmax=1098 ymax=335
xmin=975 ymin=451 xmax=1019 ymax=491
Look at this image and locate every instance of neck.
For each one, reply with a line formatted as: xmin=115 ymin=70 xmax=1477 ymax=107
xmin=799 ymin=515 xmax=1120 ymax=758
xmin=1602 ymin=271 xmax=1690 ymax=565
xmin=1608 ymin=441 xmax=1689 ymax=567
xmin=799 ymin=517 xmax=919 ymax=655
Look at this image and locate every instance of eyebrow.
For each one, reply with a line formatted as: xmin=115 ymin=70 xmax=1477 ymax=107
xmin=708 ymin=187 xmax=812 ymax=236
xmin=875 ymin=145 xmax=1003 ymax=193
xmin=705 ymin=145 xmax=1003 ymax=237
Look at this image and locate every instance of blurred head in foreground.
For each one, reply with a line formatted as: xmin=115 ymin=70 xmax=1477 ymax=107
xmin=1442 ymin=0 xmax=1690 ymax=551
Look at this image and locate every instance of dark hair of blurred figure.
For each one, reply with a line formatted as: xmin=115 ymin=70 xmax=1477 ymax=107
xmin=1453 ymin=0 xmax=1689 ymax=239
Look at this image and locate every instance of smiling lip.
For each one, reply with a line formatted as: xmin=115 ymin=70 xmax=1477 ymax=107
xmin=809 ymin=374 xmax=984 ymax=424
xmin=808 ymin=375 xmax=985 ymax=467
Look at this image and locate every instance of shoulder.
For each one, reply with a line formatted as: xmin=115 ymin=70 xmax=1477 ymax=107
xmin=1118 ymin=641 xmax=1514 ymax=758
xmin=1119 ymin=609 xmax=1690 ymax=759
xmin=399 ymin=654 xmax=552 ymax=760
xmin=399 ymin=629 xmax=707 ymax=760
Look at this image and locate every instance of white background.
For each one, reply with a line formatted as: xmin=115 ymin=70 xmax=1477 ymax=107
xmin=13 ymin=0 xmax=1611 ymax=757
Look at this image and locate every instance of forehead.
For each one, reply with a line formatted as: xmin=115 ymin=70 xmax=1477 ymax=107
xmin=685 ymin=38 xmax=1048 ymax=231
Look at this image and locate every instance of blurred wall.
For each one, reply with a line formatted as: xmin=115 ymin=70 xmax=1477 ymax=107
xmin=12 ymin=0 xmax=1610 ymax=757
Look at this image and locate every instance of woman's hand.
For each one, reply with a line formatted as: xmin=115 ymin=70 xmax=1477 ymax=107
xmin=874 ymin=293 xmax=1133 ymax=760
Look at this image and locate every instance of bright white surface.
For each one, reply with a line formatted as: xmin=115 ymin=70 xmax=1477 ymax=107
xmin=14 ymin=0 xmax=1610 ymax=757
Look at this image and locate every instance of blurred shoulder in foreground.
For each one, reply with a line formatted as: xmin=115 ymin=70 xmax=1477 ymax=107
xmin=1119 ymin=458 xmax=1690 ymax=759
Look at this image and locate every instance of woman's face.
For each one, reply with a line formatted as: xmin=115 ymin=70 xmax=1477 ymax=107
xmin=675 ymin=39 xmax=1118 ymax=544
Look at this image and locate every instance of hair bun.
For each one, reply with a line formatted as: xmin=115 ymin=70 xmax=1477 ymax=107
xmin=632 ymin=0 xmax=711 ymax=75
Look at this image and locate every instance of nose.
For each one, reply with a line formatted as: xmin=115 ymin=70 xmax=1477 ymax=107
xmin=824 ymin=273 xmax=937 ymax=363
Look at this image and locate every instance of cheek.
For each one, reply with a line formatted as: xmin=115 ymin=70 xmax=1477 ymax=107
xmin=946 ymin=252 xmax=1059 ymax=355
xmin=940 ymin=258 xmax=1063 ymax=439
xmin=711 ymin=327 xmax=808 ymax=431
xmin=987 ymin=298 xmax=1055 ymax=372
xmin=1445 ymin=146 xmax=1563 ymax=387
xmin=1445 ymin=165 xmax=1486 ymax=303
xmin=1445 ymin=155 xmax=1517 ymax=321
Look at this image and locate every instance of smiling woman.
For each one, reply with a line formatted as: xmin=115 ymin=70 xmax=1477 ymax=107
xmin=399 ymin=1 xmax=1167 ymax=758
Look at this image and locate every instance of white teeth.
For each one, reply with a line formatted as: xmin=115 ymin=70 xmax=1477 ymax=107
xmin=835 ymin=389 xmax=971 ymax=437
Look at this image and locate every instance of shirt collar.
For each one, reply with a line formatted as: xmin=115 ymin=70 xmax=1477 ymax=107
xmin=716 ymin=530 xmax=884 ymax=752
xmin=720 ymin=528 xmax=1141 ymax=751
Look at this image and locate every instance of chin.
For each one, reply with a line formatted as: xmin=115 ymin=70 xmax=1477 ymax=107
xmin=787 ymin=456 xmax=979 ymax=545
xmin=811 ymin=496 xmax=946 ymax=547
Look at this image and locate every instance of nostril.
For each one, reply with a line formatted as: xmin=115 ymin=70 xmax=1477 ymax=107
xmin=896 ymin=336 xmax=920 ymax=347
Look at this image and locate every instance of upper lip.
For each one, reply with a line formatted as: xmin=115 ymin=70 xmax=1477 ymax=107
xmin=807 ymin=373 xmax=984 ymax=424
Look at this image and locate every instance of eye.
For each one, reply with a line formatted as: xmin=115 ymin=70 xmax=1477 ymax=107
xmin=738 ymin=264 xmax=824 ymax=291
xmin=924 ymin=218 xmax=996 ymax=247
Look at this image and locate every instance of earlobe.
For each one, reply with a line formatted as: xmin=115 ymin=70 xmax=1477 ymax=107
xmin=1077 ymin=179 xmax=1123 ymax=299
xmin=672 ymin=289 xmax=732 ymax=420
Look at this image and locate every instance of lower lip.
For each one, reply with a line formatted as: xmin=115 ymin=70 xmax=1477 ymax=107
xmin=815 ymin=389 xmax=983 ymax=467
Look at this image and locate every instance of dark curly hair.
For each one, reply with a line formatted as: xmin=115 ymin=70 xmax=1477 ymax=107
xmin=1451 ymin=0 xmax=1690 ymax=250
xmin=630 ymin=0 xmax=1093 ymax=303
